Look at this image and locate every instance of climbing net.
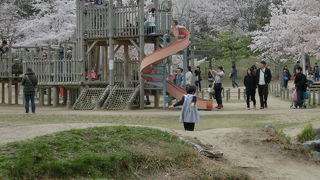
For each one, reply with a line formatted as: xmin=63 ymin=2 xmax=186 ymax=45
xmin=73 ymin=87 xmax=106 ymax=110
xmin=103 ymin=86 xmax=139 ymax=110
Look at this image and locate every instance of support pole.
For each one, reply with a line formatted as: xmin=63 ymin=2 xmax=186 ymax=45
xmin=53 ymin=87 xmax=59 ymax=107
xmin=67 ymin=89 xmax=72 ymax=109
xmin=8 ymin=79 xmax=12 ymax=105
xmin=104 ymin=46 xmax=108 ymax=81
xmin=39 ymin=88 xmax=44 ymax=106
xmin=139 ymin=0 xmax=145 ymax=109
xmin=108 ymin=0 xmax=115 ymax=86
xmin=47 ymin=88 xmax=52 ymax=106
xmin=124 ymin=44 xmax=129 ymax=88
xmin=63 ymin=88 xmax=68 ymax=106
xmin=1 ymin=82 xmax=5 ymax=104
xmin=15 ymin=83 xmax=19 ymax=105
xmin=154 ymin=90 xmax=160 ymax=108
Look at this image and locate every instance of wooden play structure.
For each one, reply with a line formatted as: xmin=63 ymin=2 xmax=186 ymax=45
xmin=0 ymin=0 xmax=213 ymax=110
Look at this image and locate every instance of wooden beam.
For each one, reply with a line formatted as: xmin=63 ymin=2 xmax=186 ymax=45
xmin=1 ymin=82 xmax=5 ymax=104
xmin=86 ymin=40 xmax=98 ymax=55
xmin=124 ymin=45 xmax=129 ymax=88
xmin=129 ymin=39 xmax=146 ymax=56
xmin=114 ymin=45 xmax=122 ymax=54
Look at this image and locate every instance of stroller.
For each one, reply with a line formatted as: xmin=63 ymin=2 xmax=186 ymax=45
xmin=290 ymin=80 xmax=313 ymax=109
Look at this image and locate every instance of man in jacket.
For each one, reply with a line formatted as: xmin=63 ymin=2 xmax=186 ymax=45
xmin=255 ymin=61 xmax=272 ymax=109
xmin=231 ymin=65 xmax=239 ymax=88
xmin=294 ymin=67 xmax=307 ymax=109
xmin=22 ymin=68 xmax=38 ymax=114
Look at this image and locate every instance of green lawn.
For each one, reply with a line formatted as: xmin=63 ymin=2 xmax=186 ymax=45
xmin=0 ymin=113 xmax=310 ymax=131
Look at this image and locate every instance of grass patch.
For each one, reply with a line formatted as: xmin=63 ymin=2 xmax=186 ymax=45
xmin=0 ymin=114 xmax=275 ymax=130
xmin=297 ymin=124 xmax=316 ymax=143
xmin=0 ymin=126 xmax=249 ymax=180
xmin=264 ymin=128 xmax=312 ymax=155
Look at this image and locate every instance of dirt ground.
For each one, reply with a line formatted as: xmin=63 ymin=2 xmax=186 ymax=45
xmin=0 ymin=95 xmax=320 ymax=179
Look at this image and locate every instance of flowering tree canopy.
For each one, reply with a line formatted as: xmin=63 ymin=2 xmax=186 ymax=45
xmin=250 ymin=0 xmax=320 ymax=63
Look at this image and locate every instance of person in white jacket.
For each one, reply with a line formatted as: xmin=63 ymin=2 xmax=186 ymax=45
xmin=185 ymin=66 xmax=193 ymax=86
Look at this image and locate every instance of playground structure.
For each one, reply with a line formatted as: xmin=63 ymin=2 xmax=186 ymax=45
xmin=0 ymin=0 xmax=213 ymax=110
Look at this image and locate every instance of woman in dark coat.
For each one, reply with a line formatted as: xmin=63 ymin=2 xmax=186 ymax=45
xmin=244 ymin=68 xmax=257 ymax=109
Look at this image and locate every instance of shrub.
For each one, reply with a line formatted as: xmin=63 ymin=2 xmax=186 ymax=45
xmin=297 ymin=124 xmax=316 ymax=143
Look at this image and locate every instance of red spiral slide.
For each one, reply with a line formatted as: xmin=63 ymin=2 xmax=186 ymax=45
xmin=140 ymin=25 xmax=213 ymax=110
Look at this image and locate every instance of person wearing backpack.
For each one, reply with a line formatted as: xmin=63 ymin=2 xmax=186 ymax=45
xmin=21 ymin=68 xmax=38 ymax=114
xmin=293 ymin=67 xmax=307 ymax=109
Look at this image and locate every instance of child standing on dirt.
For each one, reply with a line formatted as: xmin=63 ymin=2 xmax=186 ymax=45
xmin=169 ymin=85 xmax=200 ymax=131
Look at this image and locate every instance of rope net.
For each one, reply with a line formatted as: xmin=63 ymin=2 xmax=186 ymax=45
xmin=73 ymin=87 xmax=106 ymax=110
xmin=103 ymin=86 xmax=139 ymax=110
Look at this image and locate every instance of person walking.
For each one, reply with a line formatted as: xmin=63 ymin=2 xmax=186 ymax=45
xmin=231 ymin=65 xmax=239 ymax=88
xmin=244 ymin=68 xmax=256 ymax=110
xmin=210 ymin=66 xmax=225 ymax=109
xmin=313 ymin=63 xmax=319 ymax=82
xmin=293 ymin=67 xmax=307 ymax=109
xmin=195 ymin=66 xmax=202 ymax=92
xmin=185 ymin=66 xmax=193 ymax=86
xmin=169 ymin=85 xmax=200 ymax=131
xmin=22 ymin=68 xmax=38 ymax=114
xmin=283 ymin=66 xmax=291 ymax=89
xmin=293 ymin=61 xmax=301 ymax=76
xmin=255 ymin=61 xmax=272 ymax=109
xmin=208 ymin=69 xmax=214 ymax=86
xmin=175 ymin=68 xmax=184 ymax=87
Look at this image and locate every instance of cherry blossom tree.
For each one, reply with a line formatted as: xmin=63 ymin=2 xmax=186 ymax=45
xmin=250 ymin=0 xmax=320 ymax=65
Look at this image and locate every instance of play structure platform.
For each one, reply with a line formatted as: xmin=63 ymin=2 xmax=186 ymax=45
xmin=0 ymin=0 xmax=213 ymax=110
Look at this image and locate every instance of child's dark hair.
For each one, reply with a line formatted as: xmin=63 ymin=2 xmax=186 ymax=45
xmin=186 ymin=85 xmax=196 ymax=94
xmin=209 ymin=84 xmax=213 ymax=88
xmin=297 ymin=66 xmax=303 ymax=71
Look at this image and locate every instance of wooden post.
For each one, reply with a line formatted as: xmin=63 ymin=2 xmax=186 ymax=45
xmin=63 ymin=88 xmax=68 ymax=106
xmin=238 ymin=88 xmax=241 ymax=100
xmin=139 ymin=0 xmax=145 ymax=109
xmin=8 ymin=79 xmax=12 ymax=105
xmin=14 ymin=83 xmax=19 ymax=105
xmin=108 ymin=0 xmax=115 ymax=86
xmin=47 ymin=88 xmax=52 ymax=105
xmin=103 ymin=46 xmax=108 ymax=81
xmin=1 ymin=82 xmax=5 ymax=104
xmin=124 ymin=44 xmax=129 ymax=88
xmin=67 ymin=89 xmax=72 ymax=109
xmin=39 ymin=88 xmax=44 ymax=106
xmin=318 ymin=91 xmax=320 ymax=105
xmin=52 ymin=87 xmax=59 ymax=107
xmin=313 ymin=90 xmax=316 ymax=105
xmin=154 ymin=90 xmax=160 ymax=108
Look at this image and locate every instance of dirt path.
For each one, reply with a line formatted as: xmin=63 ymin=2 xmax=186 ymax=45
xmin=0 ymin=95 xmax=319 ymax=179
xmin=178 ymin=129 xmax=320 ymax=180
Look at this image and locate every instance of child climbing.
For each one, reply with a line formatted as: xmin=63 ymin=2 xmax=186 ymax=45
xmin=169 ymin=85 xmax=200 ymax=131
xmin=208 ymin=84 xmax=215 ymax=100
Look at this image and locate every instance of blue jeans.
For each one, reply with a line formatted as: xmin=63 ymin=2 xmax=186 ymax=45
xmin=232 ymin=77 xmax=239 ymax=88
xmin=24 ymin=92 xmax=36 ymax=114
xmin=295 ymin=90 xmax=304 ymax=108
xmin=214 ymin=83 xmax=223 ymax=105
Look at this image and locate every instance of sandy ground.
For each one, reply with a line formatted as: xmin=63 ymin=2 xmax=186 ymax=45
xmin=0 ymin=95 xmax=319 ymax=179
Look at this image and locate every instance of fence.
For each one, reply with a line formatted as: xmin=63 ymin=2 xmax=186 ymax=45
xmin=83 ymin=3 xmax=172 ymax=39
xmin=270 ymin=83 xmax=320 ymax=106
xmin=196 ymin=87 xmax=246 ymax=101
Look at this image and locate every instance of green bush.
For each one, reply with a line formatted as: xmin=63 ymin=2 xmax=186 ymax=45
xmin=297 ymin=124 xmax=316 ymax=143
